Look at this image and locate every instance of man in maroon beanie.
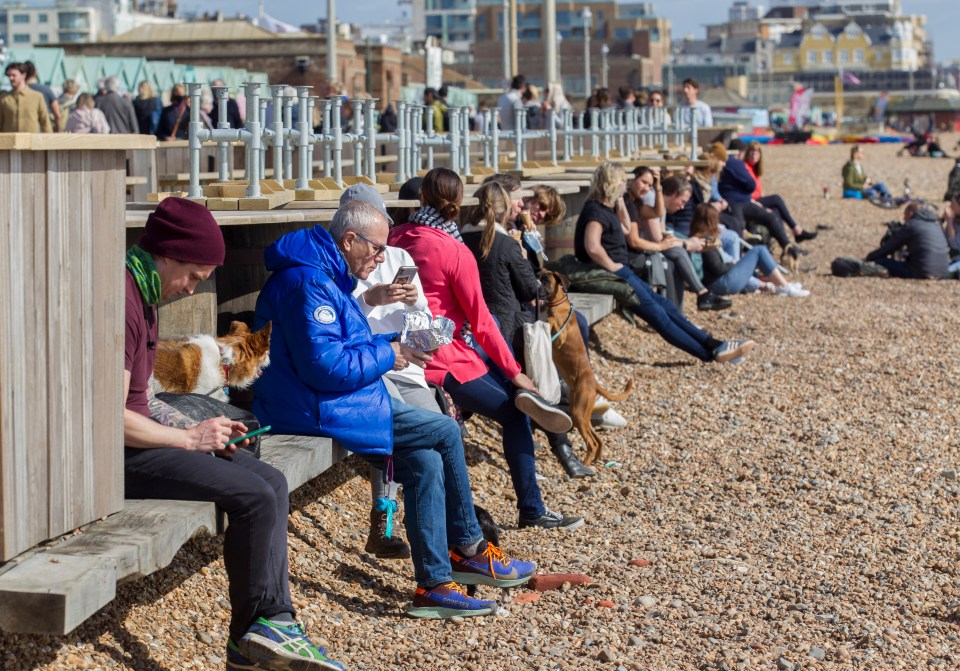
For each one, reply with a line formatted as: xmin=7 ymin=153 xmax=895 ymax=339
xmin=123 ymin=197 xmax=344 ymax=671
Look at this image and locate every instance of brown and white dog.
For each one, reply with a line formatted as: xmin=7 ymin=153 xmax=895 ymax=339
xmin=540 ymin=272 xmax=632 ymax=466
xmin=151 ymin=321 xmax=272 ymax=401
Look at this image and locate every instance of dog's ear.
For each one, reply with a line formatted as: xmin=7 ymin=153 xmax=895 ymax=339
xmin=557 ymin=272 xmax=571 ymax=291
xmin=229 ymin=321 xmax=250 ymax=335
xmin=256 ymin=321 xmax=272 ymax=344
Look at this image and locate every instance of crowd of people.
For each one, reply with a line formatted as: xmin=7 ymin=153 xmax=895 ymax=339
xmin=0 ymin=64 xmax=248 ymax=140
xmin=123 ymin=132 xmax=853 ymax=666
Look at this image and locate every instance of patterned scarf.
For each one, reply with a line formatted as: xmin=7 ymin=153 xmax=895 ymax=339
xmin=126 ymin=245 xmax=162 ymax=306
xmin=409 ymin=205 xmax=463 ymax=243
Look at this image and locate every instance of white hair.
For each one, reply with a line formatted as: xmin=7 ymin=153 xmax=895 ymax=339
xmin=105 ymin=76 xmax=122 ymax=93
xmin=329 ymin=200 xmax=386 ymax=243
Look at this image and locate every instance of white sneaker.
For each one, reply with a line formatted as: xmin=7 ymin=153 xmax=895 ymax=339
xmin=591 ymin=408 xmax=627 ymax=429
xmin=777 ymin=284 xmax=810 ymax=297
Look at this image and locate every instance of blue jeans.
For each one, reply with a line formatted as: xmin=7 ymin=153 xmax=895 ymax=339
xmin=874 ymin=257 xmax=924 ymax=279
xmin=613 ymin=266 xmax=718 ymax=361
xmin=443 ymin=369 xmax=545 ymax=520
xmin=864 ymin=183 xmax=891 ymax=198
xmin=720 ymin=228 xmax=741 ymax=261
xmin=363 ymin=397 xmax=483 ymax=588
xmin=707 ymin=246 xmax=778 ymax=295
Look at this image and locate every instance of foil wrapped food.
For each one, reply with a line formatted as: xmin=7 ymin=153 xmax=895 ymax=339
xmin=402 ymin=311 xmax=455 ymax=351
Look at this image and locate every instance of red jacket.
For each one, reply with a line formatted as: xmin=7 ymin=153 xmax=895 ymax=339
xmin=745 ymin=161 xmax=763 ymax=201
xmin=389 ymin=223 xmax=522 ymax=385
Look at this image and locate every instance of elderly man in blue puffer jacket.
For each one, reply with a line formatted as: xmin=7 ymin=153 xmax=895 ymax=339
xmin=253 ymin=200 xmax=536 ymax=619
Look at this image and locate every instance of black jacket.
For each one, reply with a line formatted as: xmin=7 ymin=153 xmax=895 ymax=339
xmin=156 ymin=102 xmax=189 ymax=140
xmin=462 ymin=228 xmax=540 ymax=346
xmin=865 ymin=209 xmax=950 ymax=279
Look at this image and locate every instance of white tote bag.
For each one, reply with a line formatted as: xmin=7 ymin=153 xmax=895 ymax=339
xmin=522 ymin=320 xmax=562 ymax=404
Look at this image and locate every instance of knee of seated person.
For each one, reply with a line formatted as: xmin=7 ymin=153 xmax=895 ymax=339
xmin=226 ymin=477 xmax=280 ymax=519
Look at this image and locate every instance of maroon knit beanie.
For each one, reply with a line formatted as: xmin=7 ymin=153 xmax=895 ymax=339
xmin=139 ymin=198 xmax=225 ymax=266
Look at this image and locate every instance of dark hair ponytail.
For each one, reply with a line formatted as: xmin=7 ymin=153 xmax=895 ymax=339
xmin=421 ymin=167 xmax=464 ymax=222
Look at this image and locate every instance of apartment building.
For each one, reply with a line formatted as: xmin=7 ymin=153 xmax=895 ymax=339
xmin=0 ymin=4 xmax=100 ymax=47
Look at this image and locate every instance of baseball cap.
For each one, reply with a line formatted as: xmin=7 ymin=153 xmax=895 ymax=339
xmin=339 ymin=183 xmax=394 ymax=226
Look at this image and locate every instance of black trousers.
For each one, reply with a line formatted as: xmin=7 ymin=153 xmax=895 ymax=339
xmin=124 ymin=448 xmax=294 ymax=641
xmin=729 ymin=201 xmax=791 ymax=249
xmin=758 ymin=194 xmax=800 ymax=232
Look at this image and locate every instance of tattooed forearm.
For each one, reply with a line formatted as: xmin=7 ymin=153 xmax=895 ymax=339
xmin=146 ymin=380 xmax=196 ymax=429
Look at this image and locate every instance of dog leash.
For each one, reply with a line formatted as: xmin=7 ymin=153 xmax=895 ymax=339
xmin=548 ymin=289 xmax=574 ymax=342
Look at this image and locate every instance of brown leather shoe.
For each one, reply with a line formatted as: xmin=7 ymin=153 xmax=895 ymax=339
xmin=364 ymin=508 xmax=410 ymax=559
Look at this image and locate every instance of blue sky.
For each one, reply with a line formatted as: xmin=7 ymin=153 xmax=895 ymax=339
xmin=15 ymin=0 xmax=960 ymax=61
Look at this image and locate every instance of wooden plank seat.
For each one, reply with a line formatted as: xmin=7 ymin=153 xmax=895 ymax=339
xmin=0 ymin=434 xmax=345 ymax=636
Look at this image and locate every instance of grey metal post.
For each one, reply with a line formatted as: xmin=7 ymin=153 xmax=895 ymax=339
xmin=548 ymin=109 xmax=557 ymax=165
xmin=187 ymin=82 xmax=206 ymax=199
xmin=259 ymin=97 xmax=269 ymax=180
xmin=544 ymin=0 xmax=557 ymax=84
xmin=296 ymin=87 xmax=312 ymax=189
xmin=243 ymin=82 xmax=263 ymax=197
xmin=491 ymin=108 xmax=500 ymax=171
xmin=577 ymin=112 xmax=585 ymax=156
xmin=590 ymin=108 xmax=599 ymax=157
xmin=270 ymin=85 xmax=285 ymax=182
xmin=513 ymin=107 xmax=523 ymax=171
xmin=282 ymin=92 xmax=295 ymax=181
xmin=321 ymin=98 xmax=332 ymax=177
xmin=448 ymin=108 xmax=460 ymax=175
xmin=212 ymin=85 xmax=231 ymax=182
xmin=461 ymin=107 xmax=472 ymax=176
xmin=351 ymin=98 xmax=364 ymax=176
xmin=395 ymin=100 xmax=407 ymax=183
xmin=689 ymin=112 xmax=698 ymax=161
xmin=365 ymin=98 xmax=377 ymax=182
xmin=481 ymin=109 xmax=491 ymax=167
xmin=331 ymin=96 xmax=343 ymax=186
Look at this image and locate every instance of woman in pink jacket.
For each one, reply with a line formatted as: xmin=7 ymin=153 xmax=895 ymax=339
xmin=389 ymin=168 xmax=584 ymax=530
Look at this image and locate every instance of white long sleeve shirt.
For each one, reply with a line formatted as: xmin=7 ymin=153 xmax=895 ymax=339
xmin=352 ymin=246 xmax=431 ymax=388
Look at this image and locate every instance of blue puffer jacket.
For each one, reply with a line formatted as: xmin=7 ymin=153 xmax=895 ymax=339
xmin=252 ymin=225 xmax=397 ymax=455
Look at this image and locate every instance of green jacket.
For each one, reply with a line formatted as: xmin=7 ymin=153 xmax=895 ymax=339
xmin=842 ymin=160 xmax=867 ymax=192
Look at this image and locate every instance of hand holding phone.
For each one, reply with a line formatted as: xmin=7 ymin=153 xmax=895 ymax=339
xmin=392 ymin=266 xmax=418 ymax=285
xmin=225 ymin=425 xmax=272 ymax=447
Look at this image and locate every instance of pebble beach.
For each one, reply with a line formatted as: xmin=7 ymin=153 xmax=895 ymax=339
xmin=3 ymin=138 xmax=959 ymax=671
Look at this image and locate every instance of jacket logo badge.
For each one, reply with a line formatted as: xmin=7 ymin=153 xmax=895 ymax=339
xmin=313 ymin=305 xmax=336 ymax=324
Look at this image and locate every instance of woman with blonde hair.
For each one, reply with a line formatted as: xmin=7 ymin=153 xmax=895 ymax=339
xmin=574 ymin=162 xmax=754 ymax=363
xmin=133 ymin=80 xmax=160 ymax=135
xmin=390 ymin=167 xmax=585 ymax=527
xmin=64 ymin=93 xmax=110 ymax=134
xmin=463 ymin=182 xmax=596 ymax=477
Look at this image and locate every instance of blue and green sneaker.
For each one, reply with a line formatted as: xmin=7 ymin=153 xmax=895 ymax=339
xmin=406 ymin=582 xmax=498 ymax=619
xmin=234 ymin=618 xmax=344 ymax=670
xmin=450 ymin=541 xmax=537 ymax=588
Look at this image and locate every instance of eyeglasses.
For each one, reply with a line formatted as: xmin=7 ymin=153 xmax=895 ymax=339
xmin=354 ymin=231 xmax=387 ymax=257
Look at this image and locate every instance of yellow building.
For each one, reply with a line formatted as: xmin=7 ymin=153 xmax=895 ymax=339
xmin=773 ymin=15 xmax=928 ymax=75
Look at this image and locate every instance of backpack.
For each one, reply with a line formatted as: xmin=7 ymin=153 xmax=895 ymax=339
xmin=830 ymin=256 xmax=888 ymax=278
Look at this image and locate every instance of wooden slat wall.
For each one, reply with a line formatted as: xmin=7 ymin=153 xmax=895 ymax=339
xmin=0 ymin=145 xmax=126 ymax=561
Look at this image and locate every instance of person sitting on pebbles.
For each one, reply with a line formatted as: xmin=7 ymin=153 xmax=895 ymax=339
xmin=842 ymin=144 xmax=892 ymax=202
xmin=575 ymin=161 xmax=755 ymax=364
xmin=864 ymin=201 xmax=949 ymax=280
xmin=253 ymin=199 xmax=537 ymax=620
xmin=690 ymin=203 xmax=811 ymax=297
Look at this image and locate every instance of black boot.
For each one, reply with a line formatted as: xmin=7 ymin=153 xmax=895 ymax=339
xmin=364 ymin=507 xmax=410 ymax=559
xmin=551 ymin=442 xmax=595 ymax=478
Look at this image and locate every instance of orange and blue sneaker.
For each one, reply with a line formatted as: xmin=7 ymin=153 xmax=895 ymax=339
xmin=406 ymin=582 xmax=499 ymax=619
xmin=232 ymin=618 xmax=344 ymax=670
xmin=449 ymin=541 xmax=537 ymax=588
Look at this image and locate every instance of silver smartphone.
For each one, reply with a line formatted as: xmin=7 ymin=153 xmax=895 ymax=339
xmin=392 ymin=265 xmax=418 ymax=285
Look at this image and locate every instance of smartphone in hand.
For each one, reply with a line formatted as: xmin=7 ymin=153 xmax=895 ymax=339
xmin=225 ymin=425 xmax=272 ymax=447
xmin=392 ymin=265 xmax=418 ymax=285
